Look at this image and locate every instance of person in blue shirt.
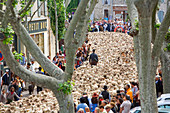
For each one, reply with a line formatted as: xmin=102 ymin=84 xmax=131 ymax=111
xmin=20 ymin=53 xmax=26 ymax=66
xmin=77 ymin=97 xmax=89 ymax=113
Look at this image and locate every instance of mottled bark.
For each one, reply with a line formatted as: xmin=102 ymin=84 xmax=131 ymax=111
xmin=53 ymin=91 xmax=74 ymax=113
xmin=126 ymin=0 xmax=140 ymax=73
xmin=151 ymin=1 xmax=158 ymax=43
xmin=0 ymin=41 xmax=63 ymax=89
xmin=53 ymin=0 xmax=59 ymax=53
xmin=138 ymin=15 xmax=158 ymax=113
xmin=160 ymin=47 xmax=170 ymax=93
xmin=64 ymin=0 xmax=91 ymax=81
xmin=65 ymin=0 xmax=71 ymax=8
xmin=18 ymin=0 xmax=33 ymax=15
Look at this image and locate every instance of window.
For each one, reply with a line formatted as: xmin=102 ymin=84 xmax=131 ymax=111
xmin=105 ymin=0 xmax=108 ymax=4
xmin=165 ymin=98 xmax=170 ymax=100
xmin=158 ymin=11 xmax=164 ymax=23
xmin=134 ymin=110 xmax=141 ymax=113
xmin=37 ymin=0 xmax=41 ymax=17
xmin=161 ymin=0 xmax=164 ymax=3
xmin=41 ymin=2 xmax=45 ymax=16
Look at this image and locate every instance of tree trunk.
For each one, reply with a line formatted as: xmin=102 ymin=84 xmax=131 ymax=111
xmin=53 ymin=0 xmax=59 ymax=53
xmin=138 ymin=15 xmax=158 ymax=113
xmin=53 ymin=91 xmax=74 ymax=113
xmin=161 ymin=43 xmax=170 ymax=93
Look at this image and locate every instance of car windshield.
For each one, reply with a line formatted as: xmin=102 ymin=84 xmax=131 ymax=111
xmin=165 ymin=98 xmax=170 ymax=101
xmin=158 ymin=97 xmax=162 ymax=101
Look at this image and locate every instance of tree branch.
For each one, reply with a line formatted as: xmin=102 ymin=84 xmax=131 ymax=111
xmin=126 ymin=0 xmax=140 ymax=73
xmin=75 ymin=0 xmax=98 ymax=48
xmin=64 ymin=0 xmax=90 ymax=48
xmin=64 ymin=0 xmax=97 ymax=81
xmin=9 ymin=17 xmax=64 ymax=79
xmin=152 ymin=5 xmax=170 ymax=70
xmin=0 ymin=10 xmax=4 ymax=21
xmin=1 ymin=0 xmax=13 ymax=28
xmin=65 ymin=0 xmax=71 ymax=9
xmin=0 ymin=41 xmax=63 ymax=89
xmin=151 ymin=1 xmax=159 ymax=43
xmin=18 ymin=0 xmax=33 ymax=15
xmin=29 ymin=2 xmax=44 ymax=22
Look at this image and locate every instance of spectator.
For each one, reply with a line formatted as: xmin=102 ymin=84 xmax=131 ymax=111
xmin=89 ymin=49 xmax=98 ymax=67
xmin=105 ymin=104 xmax=113 ymax=113
xmin=130 ymin=82 xmax=138 ymax=107
xmin=94 ymin=107 xmax=100 ymax=113
xmin=99 ymin=95 xmax=104 ymax=106
xmin=99 ymin=105 xmax=107 ymax=113
xmin=77 ymin=108 xmax=85 ymax=113
xmin=36 ymin=67 xmax=44 ymax=94
xmin=125 ymin=84 xmax=133 ymax=103
xmin=30 ymin=59 xmax=36 ymax=72
xmin=155 ymin=75 xmax=163 ymax=97
xmin=6 ymin=87 xmax=19 ymax=104
xmin=101 ymin=85 xmax=111 ymax=102
xmin=110 ymin=102 xmax=117 ymax=113
xmin=117 ymin=98 xmax=123 ymax=112
xmin=77 ymin=97 xmax=89 ymax=113
xmin=20 ymin=53 xmax=26 ymax=66
xmin=91 ymin=93 xmax=99 ymax=112
xmin=0 ymin=89 xmax=6 ymax=104
xmin=82 ymin=92 xmax=91 ymax=109
xmin=120 ymin=95 xmax=131 ymax=113
xmin=52 ymin=57 xmax=57 ymax=64
xmin=2 ymin=70 xmax=10 ymax=92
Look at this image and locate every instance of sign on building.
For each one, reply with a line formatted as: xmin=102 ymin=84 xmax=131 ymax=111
xmin=28 ymin=19 xmax=47 ymax=34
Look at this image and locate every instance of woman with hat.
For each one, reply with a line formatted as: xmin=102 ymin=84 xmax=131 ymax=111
xmin=91 ymin=93 xmax=99 ymax=113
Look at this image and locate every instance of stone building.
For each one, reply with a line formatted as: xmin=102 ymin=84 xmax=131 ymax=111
xmin=158 ymin=0 xmax=170 ymax=22
xmin=92 ymin=0 xmax=128 ymax=21
xmin=14 ymin=0 xmax=56 ymax=60
xmin=112 ymin=0 xmax=128 ymax=21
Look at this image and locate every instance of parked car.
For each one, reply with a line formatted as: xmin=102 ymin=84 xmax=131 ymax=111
xmin=158 ymin=101 xmax=170 ymax=108
xmin=130 ymin=107 xmax=170 ymax=113
xmin=157 ymin=94 xmax=170 ymax=102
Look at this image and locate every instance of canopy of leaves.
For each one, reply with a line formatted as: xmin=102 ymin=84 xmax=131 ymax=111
xmin=66 ymin=0 xmax=80 ymax=14
xmin=47 ymin=0 xmax=65 ymax=41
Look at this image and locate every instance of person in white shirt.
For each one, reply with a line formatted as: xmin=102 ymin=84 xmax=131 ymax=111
xmin=120 ymin=95 xmax=131 ymax=113
xmin=105 ymin=104 xmax=113 ymax=113
xmin=99 ymin=105 xmax=107 ymax=113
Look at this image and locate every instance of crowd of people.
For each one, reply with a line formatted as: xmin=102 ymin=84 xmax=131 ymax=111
xmin=0 ymin=57 xmax=46 ymax=104
xmin=52 ymin=38 xmax=92 ymax=71
xmin=75 ymin=82 xmax=139 ymax=113
xmin=75 ymin=73 xmax=164 ymax=113
xmin=89 ymin=18 xmax=131 ymax=34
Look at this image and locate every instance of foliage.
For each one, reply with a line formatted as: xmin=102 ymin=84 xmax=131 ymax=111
xmin=154 ymin=23 xmax=161 ymax=29
xmin=12 ymin=0 xmax=19 ymax=7
xmin=165 ymin=32 xmax=170 ymax=42
xmin=134 ymin=19 xmax=139 ymax=31
xmin=0 ymin=25 xmax=14 ymax=44
xmin=57 ymin=81 xmax=75 ymax=95
xmin=19 ymin=0 xmax=34 ymax=18
xmin=47 ymin=0 xmax=65 ymax=41
xmin=66 ymin=0 xmax=79 ymax=14
xmin=13 ymin=51 xmax=23 ymax=60
xmin=167 ymin=43 xmax=170 ymax=51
